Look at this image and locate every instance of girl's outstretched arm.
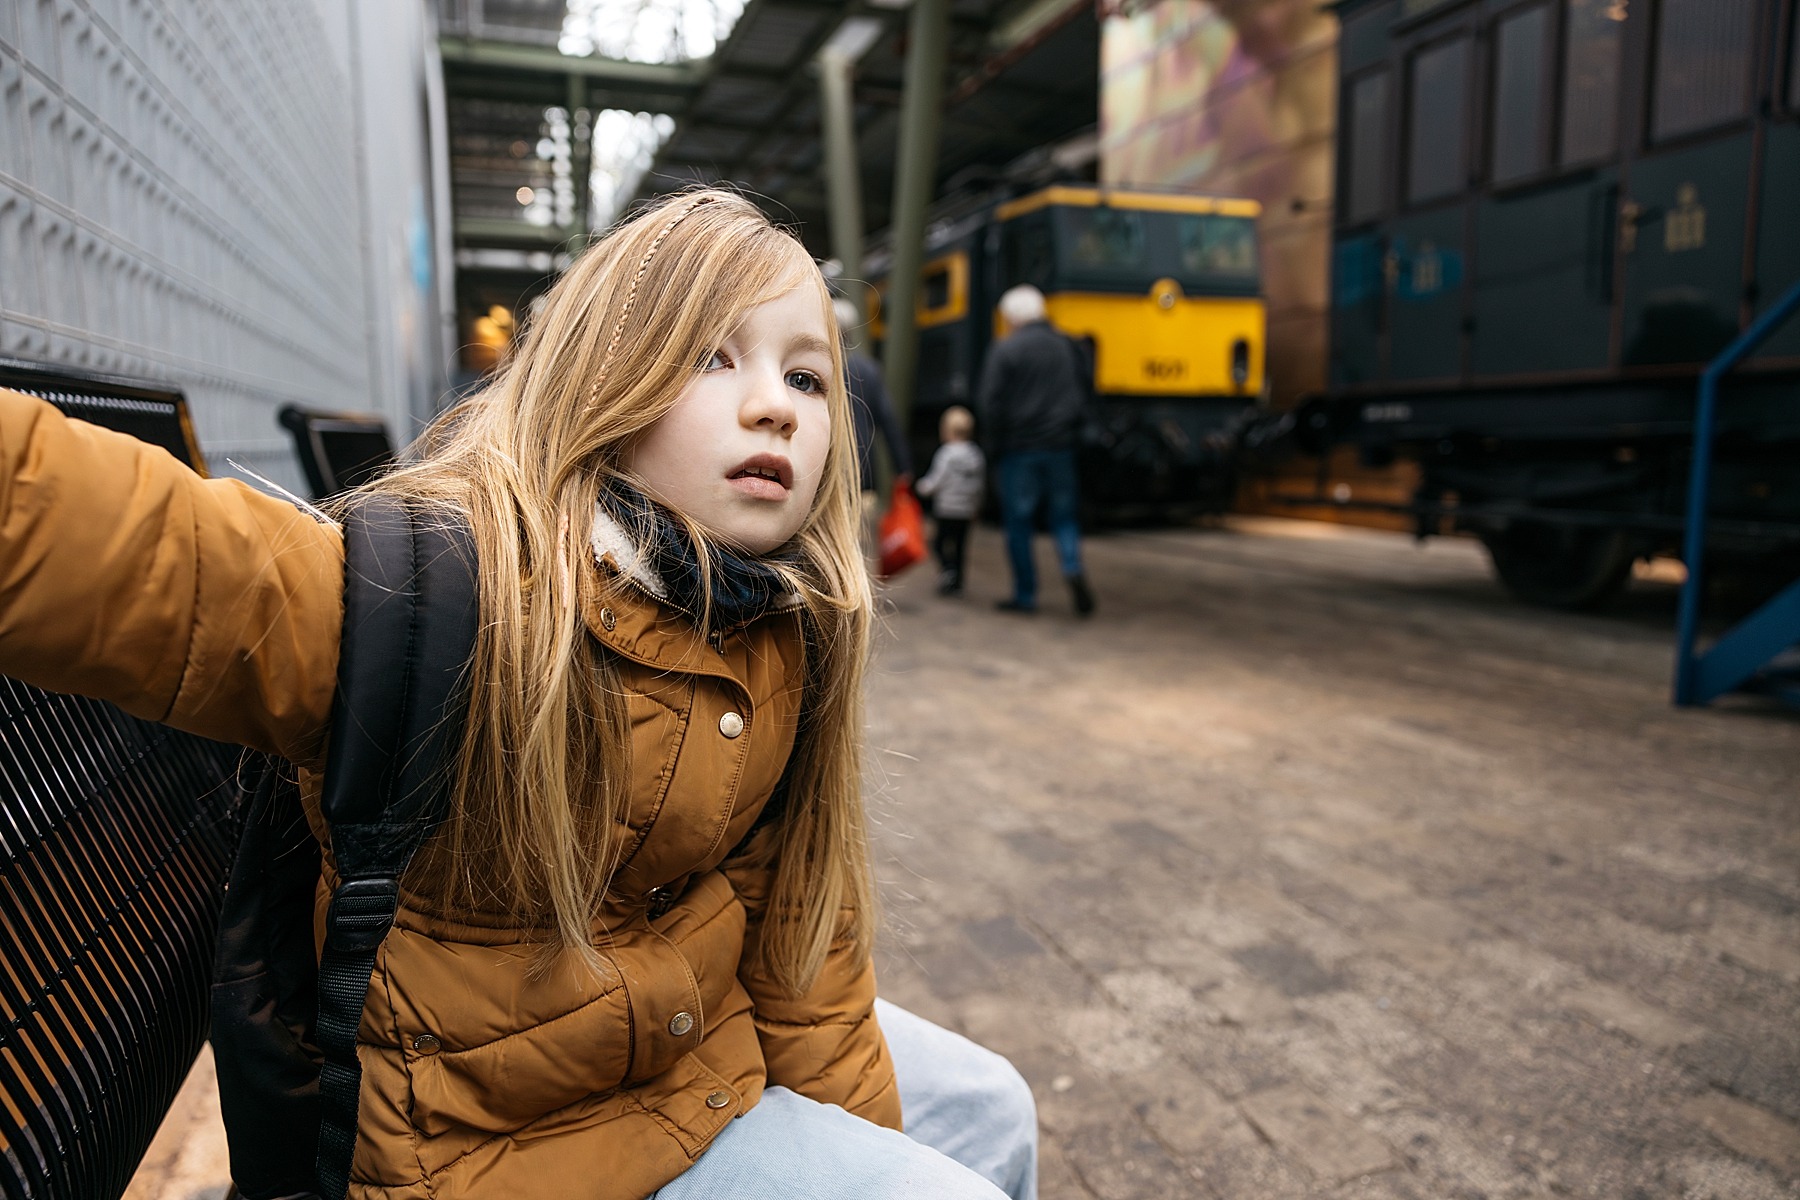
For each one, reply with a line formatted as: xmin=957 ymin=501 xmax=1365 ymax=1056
xmin=0 ymin=388 xmax=344 ymax=765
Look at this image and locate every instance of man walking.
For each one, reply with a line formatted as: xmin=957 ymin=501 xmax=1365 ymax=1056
xmin=835 ymin=297 xmax=913 ymax=500
xmin=977 ymin=284 xmax=1096 ymax=616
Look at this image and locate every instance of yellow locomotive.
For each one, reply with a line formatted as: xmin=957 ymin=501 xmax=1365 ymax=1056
xmin=869 ymin=184 xmax=1266 ymax=515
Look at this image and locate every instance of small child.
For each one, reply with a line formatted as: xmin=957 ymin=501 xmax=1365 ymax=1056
xmin=913 ymin=405 xmax=986 ymax=595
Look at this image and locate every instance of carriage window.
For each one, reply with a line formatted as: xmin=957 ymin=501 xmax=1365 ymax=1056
xmin=1560 ymin=0 xmax=1625 ymax=163
xmin=1176 ymin=215 xmax=1258 ymax=280
xmin=1791 ymin=0 xmax=1800 ymax=110
xmin=1407 ymin=37 xmax=1470 ymax=204
xmin=1064 ymin=208 xmax=1147 ymax=270
xmin=1651 ymin=0 xmax=1755 ymax=141
xmin=1491 ymin=5 xmax=1552 ymax=183
xmin=1345 ymin=70 xmax=1390 ymax=222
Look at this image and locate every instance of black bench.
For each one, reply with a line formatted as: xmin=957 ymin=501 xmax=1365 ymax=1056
xmin=0 ymin=360 xmax=252 ymax=1200
xmin=277 ymin=404 xmax=396 ymax=500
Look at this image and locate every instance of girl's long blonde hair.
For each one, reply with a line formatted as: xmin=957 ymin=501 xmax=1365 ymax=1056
xmin=363 ymin=190 xmax=873 ymax=994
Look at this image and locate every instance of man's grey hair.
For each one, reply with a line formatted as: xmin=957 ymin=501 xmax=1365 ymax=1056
xmin=831 ymin=297 xmax=862 ymax=336
xmin=997 ymin=284 xmax=1047 ymax=329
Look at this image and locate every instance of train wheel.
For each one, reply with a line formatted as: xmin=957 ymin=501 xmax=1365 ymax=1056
xmin=1480 ymin=522 xmax=1635 ymax=610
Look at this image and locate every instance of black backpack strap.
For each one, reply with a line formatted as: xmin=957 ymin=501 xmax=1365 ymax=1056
xmin=313 ymin=496 xmax=478 ymax=1200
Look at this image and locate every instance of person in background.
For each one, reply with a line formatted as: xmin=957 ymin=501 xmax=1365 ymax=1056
xmin=976 ymin=284 xmax=1095 ymax=617
xmin=833 ymin=298 xmax=913 ymax=543
xmin=913 ymin=406 xmax=985 ymax=595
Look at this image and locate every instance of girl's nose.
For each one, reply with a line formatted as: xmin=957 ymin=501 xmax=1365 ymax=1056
xmin=740 ymin=368 xmax=798 ymax=437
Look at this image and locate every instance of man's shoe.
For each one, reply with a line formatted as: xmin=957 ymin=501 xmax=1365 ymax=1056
xmin=1069 ymin=573 xmax=1096 ymax=617
xmin=995 ymin=598 xmax=1037 ymax=613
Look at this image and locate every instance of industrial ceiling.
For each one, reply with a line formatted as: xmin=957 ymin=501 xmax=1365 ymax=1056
xmin=437 ymin=0 xmax=1099 ymax=258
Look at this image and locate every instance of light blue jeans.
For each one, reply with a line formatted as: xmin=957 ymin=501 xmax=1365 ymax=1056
xmin=652 ymin=999 xmax=1038 ymax=1199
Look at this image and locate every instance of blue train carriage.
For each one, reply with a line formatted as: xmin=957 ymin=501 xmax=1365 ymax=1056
xmin=867 ymin=184 xmax=1268 ymax=518
xmin=1317 ymin=0 xmax=1800 ymax=607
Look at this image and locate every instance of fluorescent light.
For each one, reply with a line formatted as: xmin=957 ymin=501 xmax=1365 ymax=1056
xmin=820 ymin=16 xmax=884 ymax=62
xmin=991 ymin=0 xmax=1080 ymax=51
xmin=455 ymin=249 xmax=558 ymax=272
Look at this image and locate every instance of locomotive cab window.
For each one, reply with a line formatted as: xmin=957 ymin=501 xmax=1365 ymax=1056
xmin=1063 ymin=208 xmax=1148 ymax=272
xmin=1001 ymin=213 xmax=1055 ymax=291
xmin=923 ymin=265 xmax=951 ymax=311
xmin=1650 ymin=0 xmax=1755 ymax=142
xmin=1406 ymin=36 xmax=1471 ymax=205
xmin=1490 ymin=4 xmax=1553 ymax=184
xmin=1176 ymin=215 xmax=1260 ymax=288
xmin=916 ymin=254 xmax=967 ymax=327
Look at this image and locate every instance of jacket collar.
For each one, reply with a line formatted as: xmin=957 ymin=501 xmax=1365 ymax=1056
xmin=585 ymin=505 xmax=801 ymax=679
xmin=589 ymin=501 xmax=672 ymax=603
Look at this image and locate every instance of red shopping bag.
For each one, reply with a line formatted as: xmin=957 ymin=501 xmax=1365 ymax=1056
xmin=878 ymin=479 xmax=927 ymax=579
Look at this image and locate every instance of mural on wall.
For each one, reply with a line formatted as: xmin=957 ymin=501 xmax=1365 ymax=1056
xmin=1099 ymin=0 xmax=1336 ymax=407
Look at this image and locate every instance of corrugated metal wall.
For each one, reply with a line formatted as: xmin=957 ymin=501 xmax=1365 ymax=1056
xmin=0 ymin=0 xmax=451 ymax=489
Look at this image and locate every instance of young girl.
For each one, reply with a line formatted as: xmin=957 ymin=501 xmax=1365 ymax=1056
xmin=0 ymin=191 xmax=1036 ymax=1199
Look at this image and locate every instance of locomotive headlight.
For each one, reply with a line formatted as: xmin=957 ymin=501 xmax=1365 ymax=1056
xmin=1230 ymin=338 xmax=1251 ymax=389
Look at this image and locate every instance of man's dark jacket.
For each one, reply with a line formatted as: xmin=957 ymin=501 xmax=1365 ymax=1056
xmin=975 ymin=320 xmax=1091 ymax=458
xmin=847 ymin=351 xmax=913 ymax=491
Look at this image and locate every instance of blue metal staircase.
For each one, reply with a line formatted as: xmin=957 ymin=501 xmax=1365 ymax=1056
xmin=1673 ymin=281 xmax=1800 ymax=707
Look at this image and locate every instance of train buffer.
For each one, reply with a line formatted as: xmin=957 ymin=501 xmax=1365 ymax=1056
xmin=1673 ymin=280 xmax=1800 ymax=709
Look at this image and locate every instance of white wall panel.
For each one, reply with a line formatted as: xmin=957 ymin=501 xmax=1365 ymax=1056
xmin=0 ymin=0 xmax=450 ymax=489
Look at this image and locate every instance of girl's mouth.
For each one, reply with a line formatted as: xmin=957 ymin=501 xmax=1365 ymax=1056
xmin=727 ymin=454 xmax=792 ymax=499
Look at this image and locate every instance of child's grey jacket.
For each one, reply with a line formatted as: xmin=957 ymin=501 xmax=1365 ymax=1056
xmin=915 ymin=441 xmax=986 ymax=520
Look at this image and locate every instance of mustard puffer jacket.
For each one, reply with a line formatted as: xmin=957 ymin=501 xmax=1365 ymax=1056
xmin=0 ymin=390 xmax=899 ymax=1199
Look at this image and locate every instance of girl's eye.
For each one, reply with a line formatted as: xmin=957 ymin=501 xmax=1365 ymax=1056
xmin=702 ymin=349 xmax=730 ymax=371
xmin=786 ymin=370 xmax=823 ymax=394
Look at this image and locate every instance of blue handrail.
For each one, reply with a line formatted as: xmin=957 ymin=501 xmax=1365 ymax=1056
xmin=1672 ymin=280 xmax=1800 ymax=706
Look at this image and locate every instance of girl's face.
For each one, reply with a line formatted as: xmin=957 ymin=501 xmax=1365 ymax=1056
xmin=626 ymin=283 xmax=835 ymax=555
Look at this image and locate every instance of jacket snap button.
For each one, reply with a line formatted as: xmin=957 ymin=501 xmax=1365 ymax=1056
xmin=600 ymin=607 xmax=616 ymax=631
xmin=646 ymin=885 xmax=675 ymax=918
xmin=718 ymin=711 xmax=744 ymax=739
xmin=667 ymin=1011 xmax=694 ymax=1037
xmin=705 ymin=1090 xmax=732 ymax=1110
xmin=412 ymin=1034 xmax=441 ymax=1056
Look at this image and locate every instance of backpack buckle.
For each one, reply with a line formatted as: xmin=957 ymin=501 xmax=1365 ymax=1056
xmin=326 ymin=878 xmax=399 ymax=953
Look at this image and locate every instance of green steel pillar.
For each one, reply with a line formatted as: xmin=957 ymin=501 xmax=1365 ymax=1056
xmin=566 ymin=74 xmax=591 ymax=254
xmin=881 ymin=0 xmax=950 ymax=432
xmin=818 ymin=47 xmax=866 ymax=349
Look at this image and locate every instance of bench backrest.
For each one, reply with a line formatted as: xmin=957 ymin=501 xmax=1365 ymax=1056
xmin=0 ymin=360 xmax=250 ymax=1200
xmin=278 ymin=404 xmax=396 ymax=499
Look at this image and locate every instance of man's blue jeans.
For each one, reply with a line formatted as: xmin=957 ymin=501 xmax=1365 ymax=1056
xmin=997 ymin=449 xmax=1084 ymax=608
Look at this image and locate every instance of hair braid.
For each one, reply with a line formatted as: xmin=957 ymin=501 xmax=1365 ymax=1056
xmin=587 ymin=193 xmax=721 ymax=406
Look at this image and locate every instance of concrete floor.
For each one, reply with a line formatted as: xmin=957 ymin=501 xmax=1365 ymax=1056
xmin=867 ymin=518 xmax=1800 ymax=1199
xmin=127 ymin=517 xmax=1800 ymax=1199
